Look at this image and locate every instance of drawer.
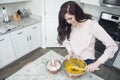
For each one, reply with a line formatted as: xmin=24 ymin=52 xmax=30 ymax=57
xmin=26 ymin=23 xmax=40 ymax=30
xmin=0 ymin=34 xmax=10 ymax=44
xmin=10 ymin=28 xmax=26 ymax=39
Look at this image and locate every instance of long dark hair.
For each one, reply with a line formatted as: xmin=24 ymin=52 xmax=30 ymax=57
xmin=57 ymin=1 xmax=92 ymax=45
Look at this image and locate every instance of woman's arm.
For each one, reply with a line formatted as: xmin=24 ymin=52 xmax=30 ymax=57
xmin=91 ymin=20 xmax=118 ymax=64
xmin=86 ymin=20 xmax=118 ymax=72
xmin=65 ymin=40 xmax=73 ymax=59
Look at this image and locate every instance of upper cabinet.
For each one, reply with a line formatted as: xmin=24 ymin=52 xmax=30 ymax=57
xmin=0 ymin=0 xmax=30 ymax=4
xmin=80 ymin=0 xmax=100 ymax=6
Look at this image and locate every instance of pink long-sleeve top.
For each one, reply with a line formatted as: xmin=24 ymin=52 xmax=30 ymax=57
xmin=65 ymin=19 xmax=118 ymax=64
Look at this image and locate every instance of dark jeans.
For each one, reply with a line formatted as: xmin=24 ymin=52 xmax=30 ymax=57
xmin=84 ymin=59 xmax=94 ymax=65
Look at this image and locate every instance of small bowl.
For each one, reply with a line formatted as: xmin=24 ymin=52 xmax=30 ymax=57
xmin=46 ymin=59 xmax=61 ymax=74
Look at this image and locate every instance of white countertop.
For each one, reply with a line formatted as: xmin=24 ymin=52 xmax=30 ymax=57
xmin=6 ymin=50 xmax=104 ymax=80
xmin=0 ymin=15 xmax=42 ymax=36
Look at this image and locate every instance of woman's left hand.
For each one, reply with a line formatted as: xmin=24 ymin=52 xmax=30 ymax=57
xmin=85 ymin=60 xmax=101 ymax=72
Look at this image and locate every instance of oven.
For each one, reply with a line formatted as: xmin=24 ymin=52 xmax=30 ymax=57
xmin=95 ymin=12 xmax=120 ymax=67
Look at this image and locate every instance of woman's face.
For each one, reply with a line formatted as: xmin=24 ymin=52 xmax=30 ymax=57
xmin=64 ymin=13 xmax=78 ymax=26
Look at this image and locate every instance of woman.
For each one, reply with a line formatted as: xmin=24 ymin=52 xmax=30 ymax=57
xmin=57 ymin=1 xmax=118 ymax=72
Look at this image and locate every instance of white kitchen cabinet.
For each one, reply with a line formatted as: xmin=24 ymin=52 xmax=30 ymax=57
xmin=0 ymin=59 xmax=2 ymax=68
xmin=0 ymin=34 xmax=16 ymax=69
xmin=10 ymin=23 xmax=41 ymax=59
xmin=80 ymin=0 xmax=100 ymax=6
xmin=113 ymin=51 xmax=120 ymax=69
xmin=0 ymin=0 xmax=29 ymax=4
xmin=26 ymin=23 xmax=41 ymax=52
xmin=10 ymin=28 xmax=29 ymax=59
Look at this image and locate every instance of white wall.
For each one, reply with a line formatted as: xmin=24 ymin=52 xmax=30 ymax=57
xmin=25 ymin=0 xmax=43 ymax=16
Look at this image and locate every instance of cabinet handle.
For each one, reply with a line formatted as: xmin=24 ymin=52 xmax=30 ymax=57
xmin=32 ymin=27 xmax=37 ymax=29
xmin=27 ymin=36 xmax=29 ymax=41
xmin=17 ymin=32 xmax=22 ymax=35
xmin=0 ymin=39 xmax=4 ymax=41
xmin=29 ymin=35 xmax=31 ymax=40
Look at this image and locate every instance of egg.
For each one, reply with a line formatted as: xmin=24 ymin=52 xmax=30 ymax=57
xmin=47 ymin=59 xmax=61 ymax=74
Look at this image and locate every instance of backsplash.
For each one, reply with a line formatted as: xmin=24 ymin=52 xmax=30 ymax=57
xmin=0 ymin=2 xmax=28 ymax=18
xmin=81 ymin=3 xmax=120 ymax=19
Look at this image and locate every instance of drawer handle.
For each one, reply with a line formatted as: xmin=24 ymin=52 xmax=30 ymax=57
xmin=27 ymin=36 xmax=29 ymax=41
xmin=32 ymin=27 xmax=37 ymax=29
xmin=0 ymin=39 xmax=4 ymax=41
xmin=17 ymin=32 xmax=22 ymax=35
xmin=29 ymin=35 xmax=31 ymax=40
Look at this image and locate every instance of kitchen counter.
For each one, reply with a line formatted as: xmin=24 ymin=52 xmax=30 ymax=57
xmin=0 ymin=15 xmax=42 ymax=36
xmin=6 ymin=50 xmax=104 ymax=80
xmin=0 ymin=15 xmax=42 ymax=70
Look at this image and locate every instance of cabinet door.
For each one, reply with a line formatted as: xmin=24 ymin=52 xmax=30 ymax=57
xmin=0 ymin=0 xmax=17 ymax=4
xmin=113 ymin=51 xmax=120 ymax=69
xmin=0 ymin=59 xmax=2 ymax=68
xmin=26 ymin=23 xmax=41 ymax=52
xmin=10 ymin=28 xmax=29 ymax=59
xmin=0 ymin=0 xmax=29 ymax=4
xmin=17 ymin=0 xmax=29 ymax=1
xmin=0 ymin=34 xmax=16 ymax=68
xmin=80 ymin=0 xmax=100 ymax=6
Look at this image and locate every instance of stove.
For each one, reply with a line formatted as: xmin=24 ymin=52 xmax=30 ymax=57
xmin=99 ymin=12 xmax=120 ymax=41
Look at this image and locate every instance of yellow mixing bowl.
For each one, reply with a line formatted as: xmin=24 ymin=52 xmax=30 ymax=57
xmin=63 ymin=58 xmax=87 ymax=78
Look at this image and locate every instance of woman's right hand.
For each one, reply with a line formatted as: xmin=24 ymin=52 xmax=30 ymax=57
xmin=65 ymin=53 xmax=72 ymax=60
